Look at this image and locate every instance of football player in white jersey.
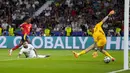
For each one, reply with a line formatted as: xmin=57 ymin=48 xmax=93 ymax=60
xmin=18 ymin=42 xmax=50 ymax=58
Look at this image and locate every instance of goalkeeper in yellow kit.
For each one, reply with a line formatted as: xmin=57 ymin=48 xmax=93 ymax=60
xmin=72 ymin=10 xmax=115 ymax=61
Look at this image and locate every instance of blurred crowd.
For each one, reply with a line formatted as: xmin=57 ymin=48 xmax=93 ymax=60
xmin=0 ymin=0 xmax=129 ymax=36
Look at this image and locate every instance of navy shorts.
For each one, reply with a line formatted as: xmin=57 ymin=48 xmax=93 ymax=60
xmin=21 ymin=34 xmax=30 ymax=42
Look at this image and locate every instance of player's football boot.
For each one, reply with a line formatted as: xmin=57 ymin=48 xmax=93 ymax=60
xmin=111 ymin=57 xmax=115 ymax=61
xmin=72 ymin=51 xmax=79 ymax=58
xmin=92 ymin=52 xmax=98 ymax=58
xmin=45 ymin=55 xmax=50 ymax=58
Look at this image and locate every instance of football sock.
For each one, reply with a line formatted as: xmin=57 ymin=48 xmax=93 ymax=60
xmin=9 ymin=49 xmax=12 ymax=53
xmin=12 ymin=44 xmax=21 ymax=51
xmin=78 ymin=50 xmax=86 ymax=56
xmin=104 ymin=51 xmax=113 ymax=59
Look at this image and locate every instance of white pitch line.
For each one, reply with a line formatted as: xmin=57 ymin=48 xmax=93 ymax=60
xmin=108 ymin=68 xmax=130 ymax=73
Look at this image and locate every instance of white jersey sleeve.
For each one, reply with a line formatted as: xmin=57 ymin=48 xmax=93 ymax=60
xmin=19 ymin=45 xmax=23 ymax=49
xmin=19 ymin=45 xmax=24 ymax=54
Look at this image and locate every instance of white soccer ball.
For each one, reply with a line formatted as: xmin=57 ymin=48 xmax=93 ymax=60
xmin=104 ymin=56 xmax=111 ymax=63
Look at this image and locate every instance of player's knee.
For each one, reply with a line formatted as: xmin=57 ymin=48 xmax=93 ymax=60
xmin=20 ymin=42 xmax=23 ymax=45
xmin=99 ymin=49 xmax=103 ymax=52
xmin=27 ymin=40 xmax=31 ymax=44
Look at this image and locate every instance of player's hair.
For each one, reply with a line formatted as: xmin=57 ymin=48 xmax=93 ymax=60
xmin=23 ymin=16 xmax=31 ymax=22
xmin=23 ymin=42 xmax=28 ymax=45
xmin=88 ymin=25 xmax=94 ymax=29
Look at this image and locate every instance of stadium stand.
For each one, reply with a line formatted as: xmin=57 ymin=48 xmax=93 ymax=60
xmin=0 ymin=0 xmax=128 ymax=36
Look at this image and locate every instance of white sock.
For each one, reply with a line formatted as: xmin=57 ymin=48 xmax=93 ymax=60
xmin=94 ymin=48 xmax=98 ymax=51
xmin=10 ymin=49 xmax=13 ymax=53
xmin=9 ymin=49 xmax=13 ymax=55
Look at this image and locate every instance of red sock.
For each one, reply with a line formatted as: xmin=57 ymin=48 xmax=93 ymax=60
xmin=12 ymin=44 xmax=21 ymax=51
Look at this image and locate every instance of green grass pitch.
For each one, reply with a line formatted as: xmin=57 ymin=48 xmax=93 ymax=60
xmin=0 ymin=49 xmax=129 ymax=73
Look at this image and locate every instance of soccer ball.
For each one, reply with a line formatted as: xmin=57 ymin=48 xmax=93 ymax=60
xmin=104 ymin=56 xmax=111 ymax=63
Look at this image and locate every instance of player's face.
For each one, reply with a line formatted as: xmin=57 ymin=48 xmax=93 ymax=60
xmin=23 ymin=44 xmax=28 ymax=48
xmin=23 ymin=43 xmax=28 ymax=48
xmin=90 ymin=28 xmax=94 ymax=33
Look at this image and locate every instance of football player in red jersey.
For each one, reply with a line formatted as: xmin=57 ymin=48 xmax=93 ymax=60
xmin=9 ymin=17 xmax=33 ymax=56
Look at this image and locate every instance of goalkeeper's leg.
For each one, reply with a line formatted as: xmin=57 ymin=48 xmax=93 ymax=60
xmin=100 ymin=49 xmax=115 ymax=61
xmin=98 ymin=45 xmax=115 ymax=61
xmin=72 ymin=43 xmax=95 ymax=58
xmin=96 ymin=39 xmax=115 ymax=61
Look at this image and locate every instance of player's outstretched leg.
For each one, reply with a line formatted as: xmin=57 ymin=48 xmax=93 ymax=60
xmin=9 ymin=44 xmax=21 ymax=56
xmin=72 ymin=44 xmax=95 ymax=58
xmin=8 ymin=42 xmax=23 ymax=56
xmin=100 ymin=49 xmax=115 ymax=61
xmin=37 ymin=55 xmax=50 ymax=58
xmin=72 ymin=51 xmax=79 ymax=58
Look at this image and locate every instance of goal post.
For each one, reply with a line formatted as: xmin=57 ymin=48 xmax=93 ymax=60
xmin=124 ymin=0 xmax=129 ymax=70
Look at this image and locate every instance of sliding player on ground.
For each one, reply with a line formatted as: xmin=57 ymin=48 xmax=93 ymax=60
xmin=18 ymin=42 xmax=50 ymax=58
xmin=72 ymin=10 xmax=115 ymax=61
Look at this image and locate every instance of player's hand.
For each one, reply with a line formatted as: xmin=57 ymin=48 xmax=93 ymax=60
xmin=108 ymin=10 xmax=115 ymax=15
xmin=92 ymin=52 xmax=98 ymax=58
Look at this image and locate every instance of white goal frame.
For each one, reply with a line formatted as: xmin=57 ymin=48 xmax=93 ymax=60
xmin=109 ymin=0 xmax=129 ymax=73
xmin=124 ymin=0 xmax=129 ymax=70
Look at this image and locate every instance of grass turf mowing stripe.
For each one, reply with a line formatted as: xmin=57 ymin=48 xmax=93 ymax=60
xmin=0 ymin=49 xmax=124 ymax=73
xmin=0 ymin=58 xmax=39 ymax=61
